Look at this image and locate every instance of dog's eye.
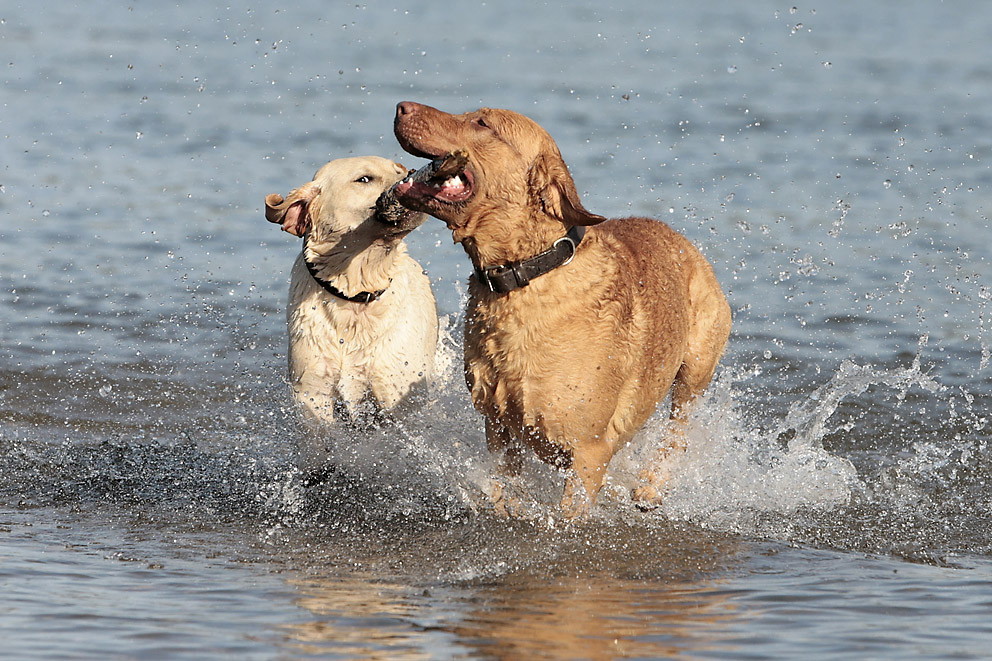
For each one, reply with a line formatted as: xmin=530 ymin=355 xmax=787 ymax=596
xmin=474 ymin=117 xmax=490 ymax=129
xmin=354 ymin=175 xmax=375 ymax=184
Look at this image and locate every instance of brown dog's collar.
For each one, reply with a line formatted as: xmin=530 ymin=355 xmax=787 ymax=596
xmin=302 ymin=232 xmax=387 ymax=304
xmin=474 ymin=225 xmax=585 ymax=294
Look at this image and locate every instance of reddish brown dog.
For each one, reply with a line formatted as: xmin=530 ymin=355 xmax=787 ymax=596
xmin=392 ymin=101 xmax=732 ymax=516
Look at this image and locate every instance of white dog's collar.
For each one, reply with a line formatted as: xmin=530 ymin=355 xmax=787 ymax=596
xmin=302 ymin=232 xmax=388 ymax=303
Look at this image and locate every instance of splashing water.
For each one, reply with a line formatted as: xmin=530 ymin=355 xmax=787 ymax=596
xmin=249 ymin=321 xmax=987 ymax=559
xmin=607 ymin=348 xmax=961 ymax=542
xmin=2 ymin=304 xmax=986 ymax=563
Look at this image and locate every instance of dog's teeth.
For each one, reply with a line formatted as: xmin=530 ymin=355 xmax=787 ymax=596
xmin=442 ymin=175 xmax=464 ymax=189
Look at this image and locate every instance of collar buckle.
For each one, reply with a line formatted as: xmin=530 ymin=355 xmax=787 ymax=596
xmin=553 ymin=233 xmax=578 ymax=267
xmin=477 ymin=268 xmax=497 ymax=293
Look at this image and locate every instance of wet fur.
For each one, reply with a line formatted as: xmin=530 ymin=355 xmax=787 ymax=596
xmin=264 ymin=156 xmax=438 ymax=465
xmin=393 ymin=103 xmax=731 ymax=516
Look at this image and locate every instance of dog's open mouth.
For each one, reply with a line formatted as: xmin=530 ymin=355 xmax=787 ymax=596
xmin=391 ymin=150 xmax=474 ymax=207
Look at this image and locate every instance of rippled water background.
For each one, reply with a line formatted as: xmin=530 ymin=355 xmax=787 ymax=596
xmin=2 ymin=1 xmax=992 ymax=658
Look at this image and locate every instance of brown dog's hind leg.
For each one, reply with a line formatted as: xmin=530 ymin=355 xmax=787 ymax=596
xmin=633 ymin=274 xmax=731 ymax=510
xmin=670 ymin=276 xmax=732 ymax=422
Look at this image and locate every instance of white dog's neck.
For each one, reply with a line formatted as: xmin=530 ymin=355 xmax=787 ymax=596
xmin=303 ymin=234 xmax=406 ymax=298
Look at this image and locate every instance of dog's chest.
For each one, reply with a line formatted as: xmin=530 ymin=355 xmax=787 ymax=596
xmin=290 ymin=297 xmax=388 ymax=375
xmin=465 ymin=294 xmax=577 ymax=408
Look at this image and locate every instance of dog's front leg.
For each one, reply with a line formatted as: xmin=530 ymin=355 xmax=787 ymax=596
xmin=558 ymin=437 xmax=616 ymax=518
xmin=484 ymin=419 xmax=526 ymax=517
xmin=631 ymin=417 xmax=688 ymax=510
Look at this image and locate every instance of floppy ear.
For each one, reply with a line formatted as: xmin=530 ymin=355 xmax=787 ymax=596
xmin=263 ymin=183 xmax=320 ymax=237
xmin=527 ymin=151 xmax=606 ymax=227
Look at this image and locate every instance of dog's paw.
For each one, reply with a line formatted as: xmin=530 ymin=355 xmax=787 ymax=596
xmin=558 ymin=496 xmax=592 ymax=520
xmin=631 ymin=468 xmax=668 ymax=511
xmin=631 ymin=483 xmax=663 ymax=511
xmin=483 ymin=479 xmax=526 ymax=519
xmin=558 ymin=475 xmax=593 ymax=520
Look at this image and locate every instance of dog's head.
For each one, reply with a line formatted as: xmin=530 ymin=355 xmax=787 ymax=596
xmin=390 ymin=102 xmax=605 ymax=252
xmin=264 ymin=156 xmax=427 ymax=246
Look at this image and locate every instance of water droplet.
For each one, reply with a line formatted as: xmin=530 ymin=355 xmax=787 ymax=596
xmin=727 ymin=65 xmax=738 ymax=74
xmin=98 ymin=384 xmax=113 ymax=398
xmin=883 ymin=179 xmax=892 ymax=189
xmin=763 ymin=350 xmax=773 ymax=359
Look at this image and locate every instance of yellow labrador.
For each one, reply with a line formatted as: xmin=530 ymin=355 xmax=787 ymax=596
xmin=265 ymin=157 xmax=438 ymax=449
xmin=391 ymin=103 xmax=731 ymax=516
